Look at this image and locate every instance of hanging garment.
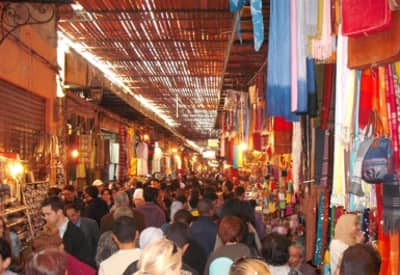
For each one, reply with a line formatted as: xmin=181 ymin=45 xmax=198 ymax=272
xmin=266 ymin=0 xmax=298 ymax=121
xmin=307 ymin=59 xmax=318 ymax=116
xmin=292 ymin=122 xmax=302 ymax=192
xmin=320 ymin=64 xmax=334 ymax=130
xmin=136 ymin=142 xmax=148 ymax=176
xmin=291 ymin=0 xmax=308 ymax=113
xmin=331 ymin=27 xmax=357 ymax=207
xmin=310 ymin=0 xmax=336 ymax=60
xmin=152 ymin=144 xmax=162 ymax=174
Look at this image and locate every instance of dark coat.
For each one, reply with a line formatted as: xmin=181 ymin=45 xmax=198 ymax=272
xmin=63 ymin=221 xmax=91 ymax=265
xmin=78 ymin=217 xmax=99 ymax=260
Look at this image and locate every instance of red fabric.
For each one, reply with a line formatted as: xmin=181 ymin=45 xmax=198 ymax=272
xmin=66 ymin=254 xmax=96 ymax=275
xmin=320 ymin=64 xmax=334 ymax=130
xmin=359 ymin=70 xmax=375 ymax=129
xmin=385 ymin=65 xmax=400 ymax=180
xmin=253 ymin=132 xmax=262 ymax=151
xmin=342 ymin=0 xmax=392 ymax=37
xmin=274 ymin=117 xmax=293 ymax=132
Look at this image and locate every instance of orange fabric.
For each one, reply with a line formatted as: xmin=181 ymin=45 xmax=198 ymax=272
xmin=378 ymin=67 xmax=390 ymax=133
xmin=389 ymin=233 xmax=399 ymax=275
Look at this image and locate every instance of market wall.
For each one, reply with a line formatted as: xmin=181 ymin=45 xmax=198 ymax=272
xmin=0 ymin=23 xmax=57 ymax=134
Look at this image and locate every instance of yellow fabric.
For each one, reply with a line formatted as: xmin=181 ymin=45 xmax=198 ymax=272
xmin=394 ymin=62 xmax=400 ymax=83
xmin=389 ymin=233 xmax=399 ymax=275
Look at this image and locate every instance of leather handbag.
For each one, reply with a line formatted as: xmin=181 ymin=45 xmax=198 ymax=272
xmin=342 ymin=0 xmax=392 ymax=37
xmin=361 ymin=111 xmax=394 ymax=184
xmin=347 ymin=12 xmax=400 ymax=69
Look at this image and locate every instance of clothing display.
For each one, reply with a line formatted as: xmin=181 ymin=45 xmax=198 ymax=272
xmin=136 ymin=141 xmax=149 ymax=176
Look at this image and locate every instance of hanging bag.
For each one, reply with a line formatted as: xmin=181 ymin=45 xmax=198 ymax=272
xmin=341 ymin=0 xmax=392 ymax=37
xmin=361 ymin=111 xmax=394 ymax=184
xmin=347 ymin=12 xmax=400 ymax=70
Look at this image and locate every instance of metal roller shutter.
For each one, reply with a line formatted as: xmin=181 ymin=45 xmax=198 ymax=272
xmin=0 ymin=80 xmax=46 ymax=160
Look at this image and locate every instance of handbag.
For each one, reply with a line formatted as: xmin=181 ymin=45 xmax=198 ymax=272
xmin=361 ymin=111 xmax=394 ymax=184
xmin=347 ymin=12 xmax=400 ymax=69
xmin=342 ymin=0 xmax=392 ymax=37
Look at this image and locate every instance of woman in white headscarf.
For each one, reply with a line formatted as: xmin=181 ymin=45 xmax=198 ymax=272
xmin=329 ymin=213 xmax=363 ymax=274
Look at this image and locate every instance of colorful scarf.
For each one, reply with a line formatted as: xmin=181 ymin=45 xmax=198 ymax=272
xmin=313 ymin=191 xmax=325 ymax=265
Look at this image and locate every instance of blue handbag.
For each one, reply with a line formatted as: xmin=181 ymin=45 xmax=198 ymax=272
xmin=361 ymin=110 xmax=394 ymax=183
xmin=361 ymin=137 xmax=394 ymax=183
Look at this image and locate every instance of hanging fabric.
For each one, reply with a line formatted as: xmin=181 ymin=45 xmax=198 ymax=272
xmin=291 ymin=0 xmax=308 ymax=113
xmin=307 ymin=59 xmax=318 ymax=116
xmin=292 ymin=122 xmax=302 ymax=192
xmin=331 ymin=26 xmax=356 ymax=207
xmin=310 ymin=0 xmax=336 ymax=61
xmin=313 ymin=191 xmax=325 ymax=265
xmin=266 ymin=0 xmax=298 ymax=121
xmin=320 ymin=64 xmax=334 ymax=130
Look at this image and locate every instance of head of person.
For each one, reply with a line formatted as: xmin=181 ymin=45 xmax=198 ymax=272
xmin=0 ymin=238 xmax=12 ymax=273
xmin=165 ymin=222 xmax=191 ymax=252
xmin=61 ymin=185 xmax=76 ymax=203
xmin=143 ymin=186 xmax=158 ymax=203
xmin=139 ymin=227 xmax=164 ymax=249
xmin=47 ymin=187 xmax=62 ymax=199
xmin=234 ymin=186 xmax=246 ymax=200
xmin=41 ymin=197 xmax=65 ymax=227
xmin=133 ymin=188 xmax=145 ymax=207
xmin=136 ymin=238 xmax=182 ymax=275
xmin=25 ymin=248 xmax=67 ymax=275
xmin=229 ymin=258 xmax=271 ymax=275
xmin=113 ymin=191 xmax=130 ymax=208
xmin=339 ymin=244 xmax=381 ymax=275
xmin=112 ymin=216 xmax=138 ymax=248
xmin=172 ymin=209 xmax=193 ymax=225
xmin=334 ymin=213 xmax=360 ymax=246
xmin=170 ymin=201 xmax=184 ymax=221
xmin=84 ymin=186 xmax=99 ymax=202
xmin=222 ymin=180 xmax=234 ymax=194
xmin=218 ymin=216 xmax=245 ymax=244
xmin=64 ymin=203 xmax=81 ymax=225
xmin=101 ymin=189 xmax=113 ymax=205
xmin=197 ymin=199 xmax=214 ymax=217
xmin=92 ymin=179 xmax=105 ymax=193
xmin=288 ymin=243 xmax=305 ymax=269
xmin=261 ymin=233 xmax=290 ymax=266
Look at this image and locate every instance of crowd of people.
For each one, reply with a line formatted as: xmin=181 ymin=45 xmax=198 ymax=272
xmin=0 ymin=173 xmax=382 ymax=275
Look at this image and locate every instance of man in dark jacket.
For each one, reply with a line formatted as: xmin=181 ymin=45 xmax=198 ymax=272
xmin=190 ymin=199 xmax=217 ymax=258
xmin=41 ymin=197 xmax=91 ymax=265
xmin=83 ymin=186 xmax=109 ymax=225
xmin=65 ymin=203 xmax=99 ymax=263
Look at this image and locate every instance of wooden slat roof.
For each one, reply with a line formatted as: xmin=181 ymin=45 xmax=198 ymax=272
xmin=58 ymin=0 xmax=269 ymax=141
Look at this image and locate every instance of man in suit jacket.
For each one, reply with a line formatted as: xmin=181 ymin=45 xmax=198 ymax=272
xmin=41 ymin=197 xmax=91 ymax=265
xmin=65 ymin=202 xmax=99 ymax=262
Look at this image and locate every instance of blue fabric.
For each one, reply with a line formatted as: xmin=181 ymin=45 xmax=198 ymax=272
xmin=266 ymin=0 xmax=298 ymax=121
xmin=229 ymin=0 xmax=247 ymax=12
xmin=250 ymin=0 xmax=264 ymax=51
xmin=229 ymin=0 xmax=264 ymax=51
